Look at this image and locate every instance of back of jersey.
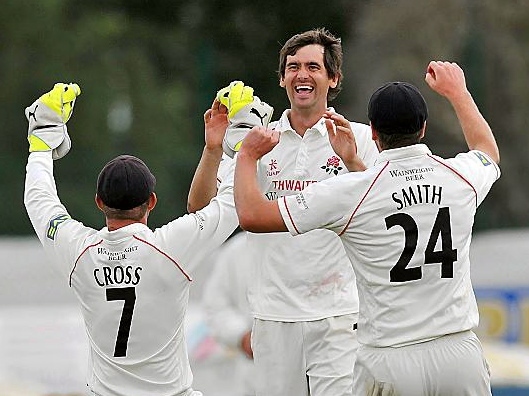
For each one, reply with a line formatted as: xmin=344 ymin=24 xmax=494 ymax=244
xmin=70 ymin=225 xmax=193 ymax=396
xmin=342 ymin=147 xmax=498 ymax=348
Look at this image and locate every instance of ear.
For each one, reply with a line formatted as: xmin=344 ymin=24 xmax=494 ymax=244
xmin=279 ymin=77 xmax=285 ymax=88
xmin=147 ymin=192 xmax=157 ymax=211
xmin=370 ymin=123 xmax=377 ymax=141
xmin=329 ymin=74 xmax=340 ymax=89
xmin=419 ymin=121 xmax=427 ymax=140
xmin=370 ymin=123 xmax=382 ymax=152
xmin=95 ymin=195 xmax=105 ymax=211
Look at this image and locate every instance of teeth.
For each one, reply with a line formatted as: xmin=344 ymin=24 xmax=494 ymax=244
xmin=295 ymin=85 xmax=313 ymax=93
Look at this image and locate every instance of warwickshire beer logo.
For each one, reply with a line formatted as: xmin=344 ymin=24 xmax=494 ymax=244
xmin=321 ymin=155 xmax=343 ymax=175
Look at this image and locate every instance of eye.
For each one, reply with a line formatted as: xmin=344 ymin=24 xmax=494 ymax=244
xmin=286 ymin=64 xmax=299 ymax=71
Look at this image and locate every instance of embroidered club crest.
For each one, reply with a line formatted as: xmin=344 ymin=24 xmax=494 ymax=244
xmin=321 ymin=155 xmax=343 ymax=175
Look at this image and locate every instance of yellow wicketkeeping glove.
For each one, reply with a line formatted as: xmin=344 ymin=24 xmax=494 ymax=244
xmin=216 ymin=81 xmax=255 ymax=119
xmin=216 ymin=81 xmax=273 ymax=158
xmin=25 ymin=82 xmax=81 ymax=160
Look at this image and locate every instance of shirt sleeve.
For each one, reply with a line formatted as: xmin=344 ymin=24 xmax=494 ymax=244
xmin=24 ymin=152 xmax=96 ymax=280
xmin=278 ymin=173 xmax=363 ymax=237
xmin=156 ymin=159 xmax=238 ymax=273
xmin=444 ymin=150 xmax=501 ymax=206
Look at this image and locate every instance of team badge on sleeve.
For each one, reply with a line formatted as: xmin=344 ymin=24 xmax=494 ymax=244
xmin=46 ymin=214 xmax=71 ymax=240
xmin=473 ymin=152 xmax=491 ymax=166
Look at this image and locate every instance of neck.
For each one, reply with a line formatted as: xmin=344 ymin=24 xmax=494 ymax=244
xmin=289 ymin=106 xmax=326 ymax=137
xmin=106 ymin=219 xmax=145 ymax=231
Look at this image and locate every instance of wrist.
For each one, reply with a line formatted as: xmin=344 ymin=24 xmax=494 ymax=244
xmin=203 ymin=145 xmax=223 ymax=158
xmin=448 ymin=90 xmax=473 ymax=107
xmin=237 ymin=149 xmax=260 ymax=163
xmin=345 ymin=157 xmax=367 ymax=172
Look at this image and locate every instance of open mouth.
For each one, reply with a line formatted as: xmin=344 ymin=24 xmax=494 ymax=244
xmin=295 ymin=85 xmax=314 ymax=94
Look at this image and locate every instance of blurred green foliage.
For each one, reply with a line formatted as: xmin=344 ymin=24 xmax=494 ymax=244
xmin=2 ymin=0 xmax=528 ymax=235
xmin=1 ymin=0 xmax=355 ymax=234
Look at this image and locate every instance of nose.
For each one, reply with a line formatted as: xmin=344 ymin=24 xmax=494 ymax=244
xmin=297 ymin=66 xmax=309 ymax=79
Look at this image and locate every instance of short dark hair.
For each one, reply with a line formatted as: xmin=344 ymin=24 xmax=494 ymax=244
xmin=376 ymin=130 xmax=423 ymax=150
xmin=278 ymin=28 xmax=343 ymax=102
xmin=101 ymin=202 xmax=149 ymax=221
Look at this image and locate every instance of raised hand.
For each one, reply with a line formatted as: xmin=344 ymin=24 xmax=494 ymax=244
xmin=203 ymin=98 xmax=229 ymax=151
xmin=324 ymin=110 xmax=366 ymax=172
xmin=25 ymin=83 xmax=81 ymax=160
xmin=216 ymin=81 xmax=274 ymax=158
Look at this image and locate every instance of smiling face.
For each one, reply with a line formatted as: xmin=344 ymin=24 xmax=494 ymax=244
xmin=280 ymin=44 xmax=339 ymax=116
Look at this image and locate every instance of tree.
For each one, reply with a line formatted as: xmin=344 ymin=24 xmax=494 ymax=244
xmin=342 ymin=0 xmax=529 ymax=230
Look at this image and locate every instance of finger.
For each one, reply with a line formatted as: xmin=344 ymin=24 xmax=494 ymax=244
xmin=204 ymin=108 xmax=212 ymax=123
xmin=324 ymin=111 xmax=348 ymax=127
xmin=229 ymin=81 xmax=244 ymax=101
xmin=426 ymin=60 xmax=440 ymax=77
xmin=63 ymin=83 xmax=81 ymax=102
xmin=211 ymin=99 xmax=220 ymax=111
xmin=216 ymin=85 xmax=231 ymax=107
xmin=425 ymin=62 xmax=438 ymax=86
xmin=218 ymin=101 xmax=228 ymax=114
xmin=241 ymin=86 xmax=254 ymax=101
xmin=324 ymin=119 xmax=336 ymax=136
xmin=271 ymin=130 xmax=281 ymax=145
xmin=326 ymin=114 xmax=352 ymax=135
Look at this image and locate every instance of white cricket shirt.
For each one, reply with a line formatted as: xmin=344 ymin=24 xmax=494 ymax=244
xmin=278 ymin=144 xmax=501 ymax=347
xmin=248 ymin=109 xmax=379 ymax=321
xmin=24 ymin=152 xmax=238 ymax=396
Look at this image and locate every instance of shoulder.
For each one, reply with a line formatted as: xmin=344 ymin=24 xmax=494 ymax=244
xmin=444 ymin=150 xmax=501 ymax=181
xmin=348 ymin=121 xmax=371 ymax=135
xmin=441 ymin=150 xmax=499 ymax=172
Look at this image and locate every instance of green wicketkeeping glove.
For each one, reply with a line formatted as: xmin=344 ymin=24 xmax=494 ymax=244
xmin=216 ymin=81 xmax=273 ymax=158
xmin=25 ymin=82 xmax=81 ymax=160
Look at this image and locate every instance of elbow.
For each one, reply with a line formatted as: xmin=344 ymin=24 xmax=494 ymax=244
xmin=186 ymin=201 xmax=196 ymax=213
xmin=474 ymin=142 xmax=500 ymax=165
xmin=187 ymin=197 xmax=209 ymax=213
xmin=487 ymin=146 xmax=500 ymax=165
xmin=487 ymin=138 xmax=501 ymax=165
xmin=237 ymin=209 xmax=262 ymax=233
xmin=492 ymin=154 xmax=500 ymax=165
xmin=237 ymin=211 xmax=256 ymax=232
xmin=493 ymin=150 xmax=500 ymax=165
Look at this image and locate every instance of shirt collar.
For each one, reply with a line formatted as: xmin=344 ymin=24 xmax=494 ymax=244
xmin=275 ymin=107 xmax=335 ymax=137
xmin=98 ymin=222 xmax=151 ymax=241
xmin=375 ymin=143 xmax=432 ymax=165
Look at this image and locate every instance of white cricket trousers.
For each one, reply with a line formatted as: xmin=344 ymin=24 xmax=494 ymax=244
xmin=352 ymin=330 xmax=491 ymax=396
xmin=252 ymin=314 xmax=359 ymax=396
xmin=88 ymin=388 xmax=203 ymax=395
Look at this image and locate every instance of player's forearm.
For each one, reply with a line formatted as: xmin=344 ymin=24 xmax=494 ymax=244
xmin=187 ymin=146 xmax=224 ymax=212
xmin=234 ymin=153 xmax=286 ymax=232
xmin=450 ymin=91 xmax=500 ymax=164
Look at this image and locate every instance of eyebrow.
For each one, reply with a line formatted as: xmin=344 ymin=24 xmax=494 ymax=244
xmin=286 ymin=61 xmax=322 ymax=68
